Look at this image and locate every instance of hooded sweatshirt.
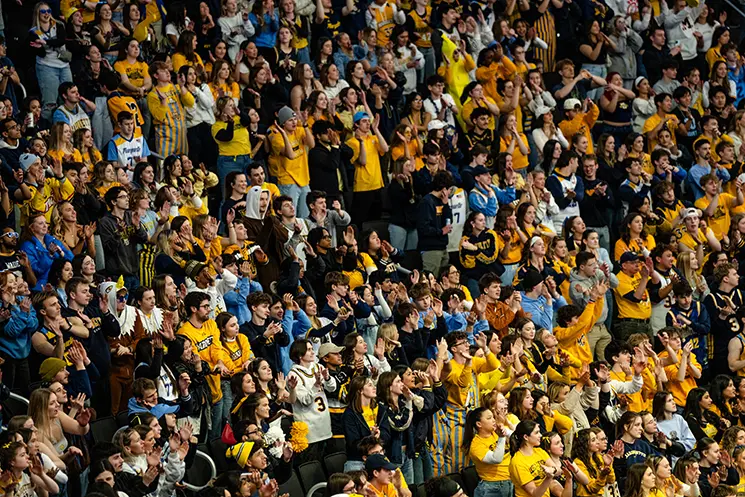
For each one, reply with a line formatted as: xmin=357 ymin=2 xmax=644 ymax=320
xmin=568 ymin=266 xmax=619 ymax=323
xmin=243 ymin=186 xmax=289 ymax=290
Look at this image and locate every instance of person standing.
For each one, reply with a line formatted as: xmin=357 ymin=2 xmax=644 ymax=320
xmin=147 ymin=61 xmax=194 ymax=157
xmin=417 ymin=172 xmax=453 ymax=275
xmin=345 ymin=111 xmax=389 ymax=228
xmin=270 ymin=106 xmax=315 ymax=218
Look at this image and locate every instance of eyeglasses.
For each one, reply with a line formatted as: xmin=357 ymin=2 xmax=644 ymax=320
xmin=1 ymin=232 xmax=18 ymax=239
xmin=200 ymin=303 xmax=212 ymax=309
xmin=454 ymin=341 xmax=469 ymax=347
xmin=5 ymin=124 xmax=18 ymax=131
xmin=117 ymin=194 xmax=129 ymax=200
xmin=39 ymin=8 xmax=52 ymax=13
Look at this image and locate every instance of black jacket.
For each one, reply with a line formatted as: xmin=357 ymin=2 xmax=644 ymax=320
xmin=308 ymin=142 xmax=352 ymax=196
xmin=342 ymin=402 xmax=391 ymax=462
xmin=411 ymin=383 xmax=447 ymax=454
xmin=416 ymin=194 xmax=452 ymax=251
xmin=240 ymin=318 xmax=290 ymax=374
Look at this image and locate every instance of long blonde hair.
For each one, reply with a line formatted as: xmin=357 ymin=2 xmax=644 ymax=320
xmin=48 ymin=122 xmax=74 ymax=154
xmin=50 ymin=201 xmax=76 ymax=241
xmin=32 ymin=3 xmax=55 ymax=29
xmin=28 ymin=389 xmax=56 ymax=443
xmin=377 ymin=323 xmax=399 ymax=355
xmin=677 ymin=252 xmax=702 ymax=290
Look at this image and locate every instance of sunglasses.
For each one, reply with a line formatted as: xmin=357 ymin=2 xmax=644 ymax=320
xmin=1 ymin=232 xmax=18 ymax=239
xmin=117 ymin=293 xmax=128 ymax=302
xmin=40 ymin=8 xmax=52 ymax=13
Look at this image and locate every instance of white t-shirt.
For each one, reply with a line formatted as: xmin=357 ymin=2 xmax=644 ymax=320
xmin=423 ymin=94 xmax=457 ymax=128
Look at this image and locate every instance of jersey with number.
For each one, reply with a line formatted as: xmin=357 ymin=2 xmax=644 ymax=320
xmin=704 ymin=288 xmax=744 ymax=363
xmin=448 ymin=188 xmax=468 ymax=252
xmin=107 ymin=130 xmax=151 ymax=169
xmin=288 ymin=363 xmax=336 ymax=443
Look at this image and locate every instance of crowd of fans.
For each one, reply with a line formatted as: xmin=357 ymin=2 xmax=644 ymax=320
xmin=3 ymin=0 xmax=745 ymax=495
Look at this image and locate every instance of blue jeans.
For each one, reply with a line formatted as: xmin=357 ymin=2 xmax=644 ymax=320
xmin=209 ymin=397 xmax=224 ymax=440
xmin=297 ymin=47 xmax=311 ymax=66
xmin=124 ymin=275 xmax=140 ymax=292
xmin=217 ymin=154 xmax=251 ymax=190
xmin=475 ymin=480 xmax=514 ymax=497
xmin=388 ymin=224 xmax=418 ymax=252
xmin=220 ymin=379 xmax=234 ymax=427
xmin=36 ymin=62 xmax=72 ymax=119
xmin=411 ymin=451 xmax=433 ymax=485
xmin=501 ymin=263 xmax=519 ymax=287
xmin=92 ymin=96 xmax=113 ymax=151
xmin=278 ymin=183 xmax=311 ymax=218
xmin=581 ymin=63 xmax=607 ymax=101
xmin=397 ymin=454 xmax=414 ymax=488
xmin=344 ymin=460 xmax=365 ymax=472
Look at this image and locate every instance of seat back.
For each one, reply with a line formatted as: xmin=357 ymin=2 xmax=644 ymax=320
xmin=461 ymin=466 xmax=479 ymax=496
xmin=323 ymin=452 xmax=347 ymax=476
xmin=1 ymin=393 xmax=28 ymax=424
xmin=208 ymin=437 xmax=230 ymax=472
xmin=297 ymin=461 xmax=326 ymax=493
xmin=278 ymin=471 xmax=304 ymax=497
xmin=183 ymin=450 xmax=217 ymax=491
xmin=115 ymin=410 xmax=130 ymax=427
xmin=306 ymin=482 xmax=327 ymax=497
xmin=91 ymin=417 xmax=119 ymax=443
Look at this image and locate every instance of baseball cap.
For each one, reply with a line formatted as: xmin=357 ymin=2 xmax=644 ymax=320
xmin=563 ymin=98 xmax=581 ymax=110
xmin=680 ymin=207 xmax=700 ymax=220
xmin=353 ymin=111 xmax=370 ymax=124
xmin=472 ymin=165 xmax=490 ymax=177
xmin=365 ymin=454 xmax=397 ymax=472
xmin=619 ymin=251 xmax=642 ymax=264
xmin=19 ymin=153 xmax=39 ymax=172
xmin=277 ymin=106 xmax=296 ymax=126
xmin=318 ymin=343 xmax=344 ymax=358
xmin=428 ymin=120 xmax=447 ymax=131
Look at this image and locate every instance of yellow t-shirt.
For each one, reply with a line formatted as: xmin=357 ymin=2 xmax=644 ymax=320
xmin=500 ymin=231 xmax=523 ymax=265
xmin=499 ymin=134 xmax=530 ymax=170
xmin=470 ymin=431 xmax=507 ymax=481
xmin=614 ymin=234 xmax=656 ymax=262
xmin=642 ymin=113 xmax=678 ymax=152
xmin=219 ymin=334 xmax=255 ymax=374
xmin=177 ymin=319 xmax=223 ymax=403
xmin=694 ymin=193 xmax=737 ymax=241
xmin=270 ymin=127 xmax=310 ymax=187
xmin=391 ymin=141 xmax=425 ymax=171
xmin=346 ymin=134 xmax=385 ymax=192
xmin=172 ymin=52 xmax=204 ymax=73
xmin=661 ymin=348 xmax=701 ymax=406
xmin=208 ymin=81 xmax=241 ymax=102
xmin=613 ymin=270 xmax=652 ymax=320
xmin=48 ymin=148 xmax=83 ymax=165
xmin=114 ymin=59 xmax=149 ymax=89
xmin=676 ymin=227 xmax=715 ymax=263
xmin=510 ymin=448 xmax=551 ymax=497
xmin=212 ymin=116 xmax=252 ymax=157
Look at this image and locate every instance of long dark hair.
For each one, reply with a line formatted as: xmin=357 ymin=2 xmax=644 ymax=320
xmin=462 ymin=407 xmax=490 ymax=452
xmin=572 ymin=428 xmax=603 ymax=478
xmin=540 ymin=139 xmax=561 ymax=172
xmin=624 ymin=463 xmax=653 ymax=497
xmin=509 ymin=420 xmax=538 ymax=455
xmin=616 ymin=410 xmax=642 ymax=440
xmin=711 ymin=375 xmax=735 ymax=417
xmin=652 ymin=391 xmax=673 ymax=420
